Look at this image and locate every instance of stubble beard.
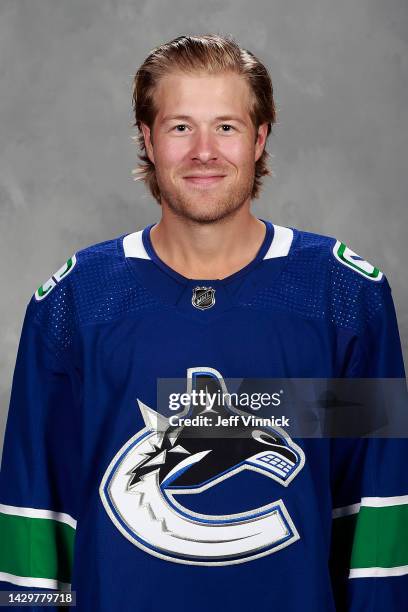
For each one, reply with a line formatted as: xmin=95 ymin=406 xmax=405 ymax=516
xmin=156 ymin=169 xmax=255 ymax=224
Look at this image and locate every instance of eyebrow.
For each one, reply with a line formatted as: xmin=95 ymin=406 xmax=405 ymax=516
xmin=161 ymin=114 xmax=247 ymax=126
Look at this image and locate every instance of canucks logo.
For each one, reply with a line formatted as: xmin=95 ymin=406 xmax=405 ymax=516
xmin=34 ymin=255 xmax=77 ymax=301
xmin=333 ymin=241 xmax=383 ymax=281
xmin=99 ymin=367 xmax=305 ymax=565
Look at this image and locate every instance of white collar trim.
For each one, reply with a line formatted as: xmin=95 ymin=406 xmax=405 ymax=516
xmin=263 ymin=225 xmax=294 ymax=259
xmin=123 ymin=224 xmax=294 ymax=261
xmin=123 ymin=230 xmax=151 ymax=259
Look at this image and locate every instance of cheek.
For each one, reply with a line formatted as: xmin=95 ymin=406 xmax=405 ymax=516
xmin=220 ymin=140 xmax=253 ymax=167
xmin=156 ymin=140 xmax=190 ymax=168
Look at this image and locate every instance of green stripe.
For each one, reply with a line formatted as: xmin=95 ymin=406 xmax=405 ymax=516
xmin=0 ymin=512 xmax=75 ymax=583
xmin=351 ymin=504 xmax=408 ymax=569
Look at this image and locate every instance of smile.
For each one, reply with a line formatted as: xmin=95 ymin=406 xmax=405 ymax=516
xmin=183 ymin=176 xmax=225 ymax=186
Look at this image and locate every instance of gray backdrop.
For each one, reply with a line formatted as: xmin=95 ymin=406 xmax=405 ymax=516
xmin=1 ymin=0 xmax=407 ymax=448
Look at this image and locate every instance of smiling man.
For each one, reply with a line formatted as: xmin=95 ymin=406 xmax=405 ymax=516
xmin=0 ymin=34 xmax=407 ymax=612
xmin=137 ymin=67 xmax=270 ymax=280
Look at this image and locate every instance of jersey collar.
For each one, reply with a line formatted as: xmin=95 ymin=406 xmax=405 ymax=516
xmin=123 ymin=218 xmax=293 ymax=285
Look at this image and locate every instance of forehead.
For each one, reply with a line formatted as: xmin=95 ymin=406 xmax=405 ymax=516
xmin=154 ymin=71 xmax=252 ymax=121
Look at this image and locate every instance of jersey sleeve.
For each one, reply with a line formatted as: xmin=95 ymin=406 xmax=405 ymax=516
xmin=0 ymin=298 xmax=81 ymax=594
xmin=330 ymin=276 xmax=408 ymax=611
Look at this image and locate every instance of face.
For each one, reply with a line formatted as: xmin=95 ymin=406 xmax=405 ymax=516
xmin=140 ymin=71 xmax=268 ymax=224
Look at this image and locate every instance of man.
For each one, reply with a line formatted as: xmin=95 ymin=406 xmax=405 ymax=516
xmin=0 ymin=34 xmax=407 ymax=611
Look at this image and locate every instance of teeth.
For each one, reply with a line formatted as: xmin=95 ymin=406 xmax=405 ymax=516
xmin=168 ymin=427 xmax=183 ymax=446
xmin=168 ymin=445 xmax=190 ymax=455
xmin=126 ymin=431 xmax=167 ymax=478
xmin=149 ymin=432 xmax=165 ymax=448
xmin=131 ymin=482 xmax=171 ymax=535
xmin=143 ymin=451 xmax=167 ymax=467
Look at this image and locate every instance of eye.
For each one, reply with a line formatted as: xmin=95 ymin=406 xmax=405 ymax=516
xmin=251 ymin=429 xmax=280 ymax=446
xmin=172 ymin=124 xmax=189 ymax=132
xmin=219 ymin=124 xmax=235 ymax=132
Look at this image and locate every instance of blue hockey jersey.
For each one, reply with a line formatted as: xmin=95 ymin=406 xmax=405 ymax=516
xmin=0 ymin=219 xmax=407 ymax=611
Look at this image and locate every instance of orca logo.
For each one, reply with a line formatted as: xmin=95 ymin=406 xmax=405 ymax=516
xmin=99 ymin=367 xmax=305 ymax=565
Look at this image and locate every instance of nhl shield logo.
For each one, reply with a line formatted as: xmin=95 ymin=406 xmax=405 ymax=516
xmin=192 ymin=286 xmax=215 ymax=310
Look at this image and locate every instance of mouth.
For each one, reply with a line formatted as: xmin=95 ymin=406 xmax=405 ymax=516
xmin=183 ymin=176 xmax=226 ymax=187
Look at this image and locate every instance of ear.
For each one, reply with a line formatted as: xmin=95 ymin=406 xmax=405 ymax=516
xmin=254 ymin=123 xmax=269 ymax=163
xmin=140 ymin=122 xmax=155 ymax=164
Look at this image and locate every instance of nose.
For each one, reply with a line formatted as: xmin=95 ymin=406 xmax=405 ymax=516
xmin=189 ymin=128 xmax=218 ymax=163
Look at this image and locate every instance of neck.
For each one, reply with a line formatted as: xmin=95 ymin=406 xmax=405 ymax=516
xmin=149 ymin=206 xmax=267 ymax=280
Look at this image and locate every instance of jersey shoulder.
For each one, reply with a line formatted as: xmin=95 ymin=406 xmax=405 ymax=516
xmin=25 ymin=233 xmax=146 ymax=359
xmin=31 ymin=234 xmax=125 ymax=302
xmin=291 ymin=227 xmax=384 ymax=282
xmin=253 ymin=225 xmax=391 ymax=335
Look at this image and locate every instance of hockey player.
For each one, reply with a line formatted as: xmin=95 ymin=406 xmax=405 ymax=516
xmin=1 ymin=34 xmax=407 ymax=611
